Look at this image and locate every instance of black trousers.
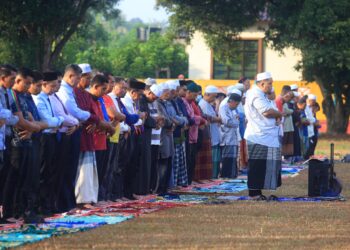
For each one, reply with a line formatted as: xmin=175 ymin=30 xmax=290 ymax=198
xmin=305 ymin=136 xmax=317 ymax=159
xmin=98 ymin=140 xmax=118 ymax=201
xmin=124 ymin=133 xmax=140 ymax=198
xmin=108 ymin=142 xmax=121 ymax=200
xmin=96 ymin=148 xmax=109 ymax=201
xmin=0 ymin=136 xmax=12 ymax=206
xmin=150 ymin=145 xmax=159 ymax=193
xmin=117 ymin=135 xmax=132 ymax=198
xmin=57 ymin=129 xmax=80 ymax=212
xmin=2 ymin=144 xmax=33 ymax=218
xmin=39 ymin=134 xmax=58 ymax=212
xmin=187 ymin=143 xmax=197 ymax=185
xmin=55 ymin=133 xmax=75 ymax=212
xmin=157 ymin=157 xmax=172 ymax=194
xmin=249 ymin=189 xmax=262 ymax=197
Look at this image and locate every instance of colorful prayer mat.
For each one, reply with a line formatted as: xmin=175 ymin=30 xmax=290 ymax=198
xmin=216 ymin=195 xmax=346 ymax=202
xmin=148 ymin=194 xmax=209 ymax=203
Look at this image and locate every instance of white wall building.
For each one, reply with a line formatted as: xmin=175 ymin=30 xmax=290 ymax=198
xmin=186 ymin=26 xmax=302 ymax=81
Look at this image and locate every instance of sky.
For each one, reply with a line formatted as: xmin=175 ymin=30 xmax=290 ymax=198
xmin=117 ymin=0 xmax=170 ymax=22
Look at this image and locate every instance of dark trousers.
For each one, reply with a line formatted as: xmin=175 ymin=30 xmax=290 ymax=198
xmin=117 ymin=135 xmax=132 ymax=198
xmin=187 ymin=143 xmax=197 ymax=185
xmin=0 ymin=137 xmax=12 ymax=206
xmin=55 ymin=133 xmax=74 ymax=212
xmin=124 ymin=133 xmax=140 ymax=198
xmin=109 ymin=142 xmax=121 ymax=200
xmin=249 ymin=189 xmax=262 ymax=197
xmin=150 ymin=145 xmax=159 ymax=193
xmin=221 ymin=157 xmax=238 ymax=178
xmin=3 ymin=144 xmax=33 ymax=218
xmin=305 ymin=136 xmax=317 ymax=159
xmin=96 ymin=148 xmax=109 ymax=201
xmin=157 ymin=157 xmax=172 ymax=194
xmin=57 ymin=129 xmax=80 ymax=212
xmin=39 ymin=134 xmax=58 ymax=212
xmin=100 ymin=141 xmax=119 ymax=201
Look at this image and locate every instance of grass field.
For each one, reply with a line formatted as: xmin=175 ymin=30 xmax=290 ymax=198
xmin=21 ymin=138 xmax=350 ymax=250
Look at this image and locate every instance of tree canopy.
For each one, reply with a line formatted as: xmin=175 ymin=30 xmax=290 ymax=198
xmin=0 ymin=1 xmax=188 ymax=78
xmin=158 ymin=0 xmax=350 ymax=134
xmin=0 ymin=0 xmax=120 ymax=70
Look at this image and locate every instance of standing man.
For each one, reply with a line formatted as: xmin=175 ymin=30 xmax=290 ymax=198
xmin=121 ymin=78 xmax=146 ymax=199
xmin=3 ymin=68 xmax=42 ymax=222
xmin=49 ymin=75 xmax=79 ymax=211
xmin=244 ymin=72 xmax=283 ymax=199
xmin=155 ymin=83 xmax=174 ymax=194
xmin=182 ymin=82 xmax=203 ymax=185
xmin=33 ymin=72 xmax=65 ymax=214
xmin=199 ymin=86 xmax=222 ymax=178
xmin=56 ymin=64 xmax=88 ymax=211
xmin=305 ymin=94 xmax=317 ymax=159
xmin=219 ymin=93 xmax=241 ymax=178
xmin=108 ymin=77 xmax=139 ymax=200
xmin=134 ymin=83 xmax=161 ymax=195
xmin=100 ymin=73 xmax=126 ymax=201
xmin=0 ymin=65 xmax=19 ymax=219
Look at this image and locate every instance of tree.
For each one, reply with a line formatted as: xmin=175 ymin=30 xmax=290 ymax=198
xmin=158 ymin=0 xmax=350 ymax=134
xmin=0 ymin=0 xmax=120 ymax=71
xmin=266 ymin=0 xmax=350 ymax=134
xmin=109 ymin=31 xmax=188 ymax=78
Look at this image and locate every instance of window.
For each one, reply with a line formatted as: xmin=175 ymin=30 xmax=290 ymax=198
xmin=212 ymin=39 xmax=263 ymax=79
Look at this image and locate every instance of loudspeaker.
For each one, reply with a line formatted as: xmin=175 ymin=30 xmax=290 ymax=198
xmin=308 ymin=159 xmax=330 ymax=197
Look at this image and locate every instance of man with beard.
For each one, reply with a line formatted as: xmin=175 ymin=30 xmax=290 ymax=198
xmin=245 ymin=72 xmax=283 ymax=200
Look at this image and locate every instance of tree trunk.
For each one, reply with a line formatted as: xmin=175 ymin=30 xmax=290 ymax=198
xmin=317 ymin=78 xmax=349 ymax=134
xmin=41 ymin=36 xmax=53 ymax=71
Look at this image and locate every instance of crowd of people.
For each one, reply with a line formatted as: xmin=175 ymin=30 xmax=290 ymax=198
xmin=0 ymin=64 xmax=321 ymax=223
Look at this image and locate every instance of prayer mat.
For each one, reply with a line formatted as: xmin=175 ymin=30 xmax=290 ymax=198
xmin=46 ymin=215 xmax=133 ymax=225
xmin=148 ymin=194 xmax=209 ymax=203
xmin=216 ymin=195 xmax=346 ymax=202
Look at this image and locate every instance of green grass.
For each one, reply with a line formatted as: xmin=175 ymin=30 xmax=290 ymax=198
xmin=315 ymin=134 xmax=350 ymax=159
xmin=22 ymin=138 xmax=350 ymax=250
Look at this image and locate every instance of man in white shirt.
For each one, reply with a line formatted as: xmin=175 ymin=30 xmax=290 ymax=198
xmin=244 ymin=72 xmax=283 ymax=199
xmin=199 ymin=85 xmax=222 ymax=178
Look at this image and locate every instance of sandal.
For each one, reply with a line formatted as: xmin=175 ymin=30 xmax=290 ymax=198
xmin=248 ymin=195 xmax=267 ymax=201
xmin=267 ymin=195 xmax=279 ymax=201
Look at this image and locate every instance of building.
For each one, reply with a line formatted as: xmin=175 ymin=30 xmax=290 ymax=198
xmin=187 ymin=25 xmax=302 ymax=81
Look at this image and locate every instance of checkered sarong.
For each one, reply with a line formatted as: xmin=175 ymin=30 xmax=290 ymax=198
xmin=173 ymin=143 xmax=188 ymax=186
xmin=247 ymin=142 xmax=282 ymax=190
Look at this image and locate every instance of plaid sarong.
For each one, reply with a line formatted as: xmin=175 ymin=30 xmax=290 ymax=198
xmin=247 ymin=142 xmax=282 ymax=190
xmin=173 ymin=143 xmax=188 ymax=186
xmin=194 ymin=136 xmax=213 ymax=180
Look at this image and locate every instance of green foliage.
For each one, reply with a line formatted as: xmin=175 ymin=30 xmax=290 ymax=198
xmin=265 ymin=0 xmax=350 ymax=133
xmin=55 ymin=16 xmax=188 ymax=78
xmin=158 ymin=0 xmax=350 ymax=133
xmin=0 ymin=0 xmax=120 ymax=70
